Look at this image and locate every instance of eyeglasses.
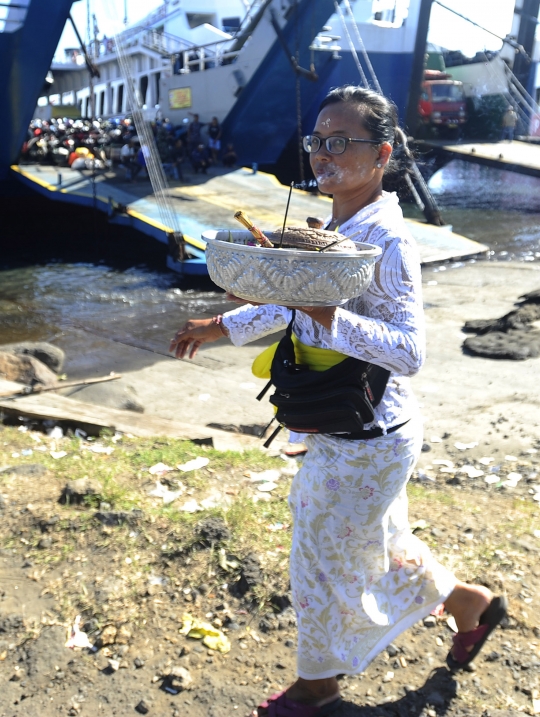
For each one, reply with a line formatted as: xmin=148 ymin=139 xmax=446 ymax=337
xmin=302 ymin=134 xmax=380 ymax=155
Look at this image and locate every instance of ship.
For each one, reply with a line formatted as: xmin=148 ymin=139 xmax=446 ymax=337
xmin=21 ymin=0 xmax=430 ymax=170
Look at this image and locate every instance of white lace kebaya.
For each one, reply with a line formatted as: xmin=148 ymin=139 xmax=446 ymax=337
xmin=222 ymin=191 xmax=425 ymax=432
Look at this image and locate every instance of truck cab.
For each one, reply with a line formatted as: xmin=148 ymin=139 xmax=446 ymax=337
xmin=419 ymin=70 xmax=467 ymax=136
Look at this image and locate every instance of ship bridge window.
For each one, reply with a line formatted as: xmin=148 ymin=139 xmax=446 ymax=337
xmin=431 ymin=84 xmax=464 ymax=102
xmin=186 ymin=13 xmax=217 ymax=29
xmin=371 ymin=0 xmax=409 ymax=28
xmin=222 ymin=16 xmax=240 ymax=33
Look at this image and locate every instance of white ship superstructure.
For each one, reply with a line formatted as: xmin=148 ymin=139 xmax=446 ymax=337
xmin=41 ymin=0 xmax=255 ymax=118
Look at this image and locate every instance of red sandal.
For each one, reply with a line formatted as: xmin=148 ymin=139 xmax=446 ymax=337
xmin=257 ymin=691 xmax=342 ymax=716
xmin=446 ymin=595 xmax=508 ymax=670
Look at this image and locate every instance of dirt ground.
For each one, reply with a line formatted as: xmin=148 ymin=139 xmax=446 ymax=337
xmin=0 ymin=422 xmax=538 ymax=717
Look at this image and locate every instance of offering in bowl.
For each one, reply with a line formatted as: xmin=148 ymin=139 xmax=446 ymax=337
xmin=203 ymin=229 xmax=382 ymax=307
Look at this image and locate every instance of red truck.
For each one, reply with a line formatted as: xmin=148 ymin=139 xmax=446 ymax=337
xmin=419 ymin=69 xmax=467 ymax=136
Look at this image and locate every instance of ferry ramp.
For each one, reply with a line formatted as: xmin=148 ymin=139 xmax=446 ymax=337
xmin=12 ymin=163 xmax=489 ymax=272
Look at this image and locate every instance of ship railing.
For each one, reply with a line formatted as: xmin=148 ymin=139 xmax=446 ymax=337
xmin=171 ymin=38 xmax=240 ymax=74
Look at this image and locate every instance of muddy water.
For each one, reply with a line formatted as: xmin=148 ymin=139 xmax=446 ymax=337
xmin=1 ymin=159 xmax=539 ymax=353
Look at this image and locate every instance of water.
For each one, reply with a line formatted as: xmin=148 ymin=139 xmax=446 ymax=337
xmin=421 ymin=159 xmax=540 ymax=263
xmin=1 ymin=161 xmax=539 ymax=357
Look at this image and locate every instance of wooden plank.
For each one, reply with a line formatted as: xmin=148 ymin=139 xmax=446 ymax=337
xmin=0 ymin=392 xmax=257 ymax=448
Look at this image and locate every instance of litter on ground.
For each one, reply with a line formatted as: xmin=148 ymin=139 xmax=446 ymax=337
xmin=177 ymin=457 xmax=210 ymax=472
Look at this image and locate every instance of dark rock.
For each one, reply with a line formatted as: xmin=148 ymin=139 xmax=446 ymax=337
xmin=232 ymin=553 xmax=263 ymax=596
xmin=0 ymin=614 xmax=25 ymax=633
xmin=0 ymin=463 xmax=46 ymax=478
xmin=386 ymin=643 xmax=399 ymax=657
xmin=421 ymin=443 xmax=432 ymax=452
xmin=37 ymin=537 xmax=52 ymax=549
xmin=463 ymin=330 xmax=540 ymax=360
xmin=1 ymin=342 xmax=65 ymax=373
xmin=134 ymin=657 xmax=145 ymax=668
xmin=520 ymin=288 xmax=540 ymax=303
xmin=196 ymin=517 xmax=231 ymax=544
xmin=135 ymin=699 xmax=150 ymax=714
xmin=0 ymin=351 xmax=58 ymax=387
xmin=271 ymin=593 xmax=292 ymax=612
xmin=464 ymin=303 xmax=540 ymax=334
xmin=60 ymin=477 xmax=103 ymax=505
xmin=94 ymin=509 xmax=142 ymax=526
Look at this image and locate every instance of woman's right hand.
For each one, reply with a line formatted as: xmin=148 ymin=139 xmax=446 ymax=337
xmin=169 ymin=318 xmax=223 ymax=359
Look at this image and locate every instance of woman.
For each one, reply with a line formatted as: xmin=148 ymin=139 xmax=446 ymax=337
xmin=170 ymin=87 xmax=506 ymax=716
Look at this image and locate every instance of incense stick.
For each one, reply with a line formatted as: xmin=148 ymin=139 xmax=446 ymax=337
xmin=279 ymin=182 xmax=294 ymax=248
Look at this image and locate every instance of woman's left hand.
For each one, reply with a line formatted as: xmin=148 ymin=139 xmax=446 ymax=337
xmin=295 ymin=305 xmax=337 ymax=329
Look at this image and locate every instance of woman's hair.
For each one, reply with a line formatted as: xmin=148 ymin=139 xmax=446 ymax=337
xmin=318 ymin=85 xmax=412 ymax=190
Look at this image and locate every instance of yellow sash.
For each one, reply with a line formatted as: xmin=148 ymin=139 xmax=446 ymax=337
xmin=252 ymin=334 xmax=346 ymax=379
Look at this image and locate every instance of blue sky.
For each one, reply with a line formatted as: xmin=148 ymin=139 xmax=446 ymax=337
xmin=55 ymin=0 xmax=518 ymax=61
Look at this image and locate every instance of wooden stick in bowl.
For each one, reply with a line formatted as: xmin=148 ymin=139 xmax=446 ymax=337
xmin=234 ymin=210 xmax=274 ymax=248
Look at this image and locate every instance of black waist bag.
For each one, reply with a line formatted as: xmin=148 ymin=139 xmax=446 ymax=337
xmin=257 ymin=312 xmax=390 ymax=445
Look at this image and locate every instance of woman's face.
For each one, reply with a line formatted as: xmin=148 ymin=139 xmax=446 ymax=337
xmin=309 ymin=102 xmax=387 ymax=196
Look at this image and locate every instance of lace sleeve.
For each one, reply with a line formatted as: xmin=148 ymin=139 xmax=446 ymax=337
xmin=329 ymin=231 xmax=425 ymax=377
xmin=222 ymin=303 xmax=292 ymax=346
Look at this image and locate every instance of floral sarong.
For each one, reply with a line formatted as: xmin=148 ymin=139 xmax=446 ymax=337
xmin=288 ymin=417 xmax=456 ymax=680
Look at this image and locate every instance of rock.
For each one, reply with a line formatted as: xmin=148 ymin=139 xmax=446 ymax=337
xmin=37 ymin=537 xmax=52 ymax=549
xmin=387 ymin=643 xmax=399 ymax=657
xmin=134 ymin=657 xmax=145 ymax=668
xmin=115 ymin=624 xmax=131 ymax=644
xmin=0 ymin=463 xmax=47 ymax=477
xmin=464 ymin=303 xmax=540 ymax=334
xmin=0 ymin=342 xmax=65 ymax=373
xmin=464 ymin=330 xmax=540 ymax=360
xmin=94 ymin=509 xmax=141 ymax=527
xmin=421 ymin=443 xmax=432 ymax=452
xmin=97 ymin=625 xmax=117 ymax=647
xmin=0 ymin=351 xmax=58 ymax=387
xmin=66 ymin=381 xmax=144 ymax=413
xmin=196 ymin=516 xmax=231 ymax=544
xmin=60 ymin=477 xmax=103 ymax=504
xmin=232 ymin=553 xmax=263 ymax=597
xmin=135 ymin=699 xmax=150 ymax=714
xmin=423 ymin=616 xmax=437 ymax=628
xmin=167 ymin=665 xmax=193 ymax=691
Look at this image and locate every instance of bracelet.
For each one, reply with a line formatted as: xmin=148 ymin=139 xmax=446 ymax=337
xmin=211 ymin=314 xmax=229 ymax=336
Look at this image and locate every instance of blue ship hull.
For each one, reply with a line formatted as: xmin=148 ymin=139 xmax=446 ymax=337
xmin=0 ymin=0 xmax=76 ymax=181
xmin=224 ymin=43 xmax=414 ymax=167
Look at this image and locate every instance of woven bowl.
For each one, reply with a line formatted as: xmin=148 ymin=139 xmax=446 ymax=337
xmin=203 ymin=230 xmax=382 ymax=307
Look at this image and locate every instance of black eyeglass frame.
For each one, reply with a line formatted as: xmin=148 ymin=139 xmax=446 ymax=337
xmin=302 ymin=134 xmax=380 ymax=155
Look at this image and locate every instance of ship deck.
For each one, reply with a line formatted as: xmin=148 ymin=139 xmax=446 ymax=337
xmin=11 ymin=163 xmax=489 ymax=273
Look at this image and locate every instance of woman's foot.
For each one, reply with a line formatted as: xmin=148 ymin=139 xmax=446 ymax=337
xmin=444 ymin=581 xmax=501 ymax=665
xmin=444 ymin=580 xmax=492 ymax=636
xmin=253 ymin=677 xmax=340 ymax=716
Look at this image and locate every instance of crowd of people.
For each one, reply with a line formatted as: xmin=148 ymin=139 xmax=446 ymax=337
xmin=20 ymin=113 xmax=238 ymax=181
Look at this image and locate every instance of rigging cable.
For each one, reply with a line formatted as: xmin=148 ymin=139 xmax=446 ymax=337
xmin=342 ymin=0 xmax=382 ymax=93
xmin=432 ymin=0 xmax=528 ymax=58
xmin=334 ymin=1 xmax=443 ymax=225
